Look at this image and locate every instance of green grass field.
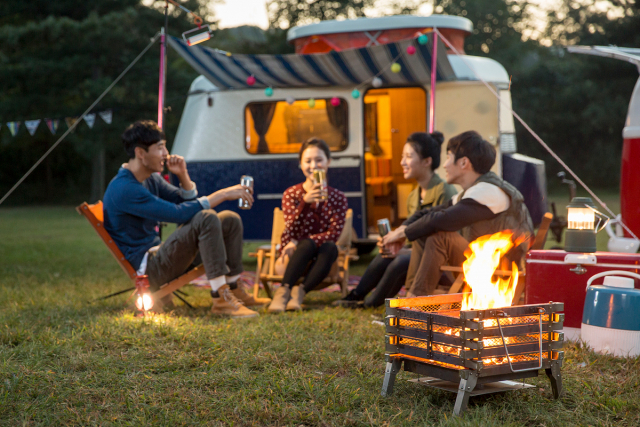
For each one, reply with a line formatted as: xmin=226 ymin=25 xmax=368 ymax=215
xmin=1 ymin=202 xmax=639 ymax=426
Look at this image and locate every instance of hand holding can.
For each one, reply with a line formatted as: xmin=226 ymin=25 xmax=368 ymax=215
xmin=239 ymin=175 xmax=254 ymax=210
xmin=312 ymin=169 xmax=328 ymax=201
xmin=377 ymin=219 xmax=393 ymax=257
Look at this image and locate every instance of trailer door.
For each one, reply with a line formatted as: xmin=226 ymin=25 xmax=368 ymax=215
xmin=363 ymin=87 xmax=427 ymax=235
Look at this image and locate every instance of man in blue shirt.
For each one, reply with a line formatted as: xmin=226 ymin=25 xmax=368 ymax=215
xmin=104 ymin=120 xmax=266 ymax=317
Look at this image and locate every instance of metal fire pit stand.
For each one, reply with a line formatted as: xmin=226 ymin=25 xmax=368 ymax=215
xmin=380 ymin=294 xmax=565 ymax=416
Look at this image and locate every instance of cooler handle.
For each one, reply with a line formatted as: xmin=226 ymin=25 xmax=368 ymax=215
xmin=585 ymin=270 xmax=640 ymax=290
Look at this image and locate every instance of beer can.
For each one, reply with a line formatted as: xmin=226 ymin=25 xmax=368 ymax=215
xmin=377 ymin=218 xmax=391 ymax=237
xmin=239 ymin=175 xmax=253 ymax=209
xmin=312 ymin=169 xmax=328 ymax=201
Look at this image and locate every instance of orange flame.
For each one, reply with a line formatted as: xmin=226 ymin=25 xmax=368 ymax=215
xmin=461 ymin=230 xmax=520 ymax=311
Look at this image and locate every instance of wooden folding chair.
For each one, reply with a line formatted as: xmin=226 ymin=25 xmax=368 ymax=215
xmin=76 ymin=201 xmax=204 ymax=309
xmin=440 ymin=212 xmax=554 ymax=305
xmin=250 ymin=208 xmax=354 ymax=298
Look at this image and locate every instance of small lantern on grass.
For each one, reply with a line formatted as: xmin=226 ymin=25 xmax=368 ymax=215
xmin=565 ymin=197 xmax=608 ymax=253
xmin=135 ymin=275 xmax=154 ymax=315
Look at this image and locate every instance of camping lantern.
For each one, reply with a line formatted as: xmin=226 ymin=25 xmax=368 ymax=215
xmin=135 ymin=275 xmax=154 ymax=313
xmin=565 ymin=197 xmax=607 ymax=253
xmin=182 ymin=24 xmax=212 ymax=46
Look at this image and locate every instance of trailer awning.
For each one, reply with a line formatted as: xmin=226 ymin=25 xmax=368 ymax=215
xmin=167 ymin=35 xmax=455 ymax=90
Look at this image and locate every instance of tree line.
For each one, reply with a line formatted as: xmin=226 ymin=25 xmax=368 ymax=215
xmin=0 ymin=0 xmax=636 ymax=205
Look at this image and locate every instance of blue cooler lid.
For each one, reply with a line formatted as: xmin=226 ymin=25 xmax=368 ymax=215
xmin=582 ymin=285 xmax=640 ymax=330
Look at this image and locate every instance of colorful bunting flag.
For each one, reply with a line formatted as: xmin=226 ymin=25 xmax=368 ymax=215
xmin=45 ymin=119 xmax=59 ymax=135
xmin=84 ymin=113 xmax=96 ymax=129
xmin=7 ymin=122 xmax=20 ymax=136
xmin=65 ymin=117 xmax=78 ymax=133
xmin=98 ymin=109 xmax=112 ymax=124
xmin=25 ymin=119 xmax=41 ymax=136
xmin=2 ymin=110 xmax=113 ymax=137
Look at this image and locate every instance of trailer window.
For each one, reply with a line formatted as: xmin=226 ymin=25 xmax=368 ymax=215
xmin=245 ymin=98 xmax=348 ymax=154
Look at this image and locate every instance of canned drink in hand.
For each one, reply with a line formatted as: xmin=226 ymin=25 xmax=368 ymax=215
xmin=377 ymin=218 xmax=391 ymax=256
xmin=377 ymin=219 xmax=391 ymax=237
xmin=312 ymin=169 xmax=328 ymax=201
xmin=239 ymin=175 xmax=253 ymax=210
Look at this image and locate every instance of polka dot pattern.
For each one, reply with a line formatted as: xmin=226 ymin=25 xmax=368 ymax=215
xmin=280 ymin=183 xmax=348 ymax=248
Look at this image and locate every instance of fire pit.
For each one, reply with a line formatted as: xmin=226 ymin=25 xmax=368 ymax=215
xmin=381 ymin=293 xmax=564 ymax=415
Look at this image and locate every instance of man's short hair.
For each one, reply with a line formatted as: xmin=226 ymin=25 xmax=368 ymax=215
xmin=446 ymin=131 xmax=496 ymax=174
xmin=122 ymin=120 xmax=166 ymax=159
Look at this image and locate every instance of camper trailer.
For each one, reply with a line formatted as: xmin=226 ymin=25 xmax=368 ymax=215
xmin=170 ymin=15 xmax=546 ymax=241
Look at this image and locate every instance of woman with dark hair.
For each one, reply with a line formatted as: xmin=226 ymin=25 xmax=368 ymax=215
xmin=267 ymin=138 xmax=349 ymax=312
xmin=334 ymin=131 xmax=457 ymax=308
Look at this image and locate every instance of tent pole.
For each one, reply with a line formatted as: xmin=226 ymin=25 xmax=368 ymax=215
xmin=429 ymin=30 xmax=438 ymax=133
xmin=158 ymin=2 xmax=168 ymax=129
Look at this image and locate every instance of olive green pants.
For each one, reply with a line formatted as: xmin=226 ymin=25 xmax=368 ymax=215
xmin=405 ymin=231 xmax=469 ymax=296
xmin=146 ymin=209 xmax=244 ymax=289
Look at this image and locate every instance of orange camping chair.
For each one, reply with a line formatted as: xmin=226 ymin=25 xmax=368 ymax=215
xmin=77 ymin=201 xmax=205 ymax=309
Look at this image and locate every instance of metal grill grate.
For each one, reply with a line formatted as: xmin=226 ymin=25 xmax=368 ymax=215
xmin=398 ymin=337 xmax=429 ymax=350
xmin=392 ymin=353 xmax=466 ymax=371
xmin=406 ymin=302 xmax=462 ymax=313
xmin=482 ymin=352 xmax=549 ymax=366
xmin=398 ymin=319 xmax=430 ymax=331
xmin=398 ymin=337 xmax=461 ymax=356
xmin=433 ymin=325 xmax=461 ymax=336
xmin=482 ymin=333 xmax=550 ymax=348
xmin=482 ymin=314 xmax=550 ymax=327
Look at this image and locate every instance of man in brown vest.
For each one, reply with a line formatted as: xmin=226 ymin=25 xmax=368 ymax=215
xmin=381 ymin=131 xmax=534 ymax=297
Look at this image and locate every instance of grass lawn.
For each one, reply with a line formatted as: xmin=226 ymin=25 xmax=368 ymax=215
xmin=1 ymin=205 xmax=639 ymax=426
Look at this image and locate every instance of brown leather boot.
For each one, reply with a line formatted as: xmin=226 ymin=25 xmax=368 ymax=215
xmin=286 ymin=286 xmax=305 ymax=311
xmin=231 ymin=287 xmax=271 ymax=306
xmin=267 ymin=286 xmax=291 ymax=313
xmin=210 ymin=285 xmax=259 ymax=318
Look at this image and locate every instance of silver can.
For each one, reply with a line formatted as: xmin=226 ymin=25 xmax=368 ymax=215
xmin=312 ymin=169 xmax=328 ymax=201
xmin=377 ymin=219 xmax=391 ymax=237
xmin=239 ymin=175 xmax=253 ymax=210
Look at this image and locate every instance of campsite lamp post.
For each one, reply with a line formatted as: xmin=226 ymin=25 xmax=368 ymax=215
xmin=565 ymin=197 xmax=608 ymax=253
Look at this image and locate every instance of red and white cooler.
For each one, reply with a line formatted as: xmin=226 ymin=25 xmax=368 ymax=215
xmin=526 ymin=250 xmax=640 ymax=340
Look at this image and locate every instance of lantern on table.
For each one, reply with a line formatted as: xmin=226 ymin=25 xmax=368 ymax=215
xmin=564 ymin=197 xmax=608 ymax=253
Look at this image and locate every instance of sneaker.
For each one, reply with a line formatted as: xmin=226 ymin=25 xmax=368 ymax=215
xmin=285 ymin=286 xmax=305 ymax=311
xmin=267 ymin=286 xmax=291 ymax=313
xmin=332 ymin=290 xmax=364 ymax=308
xmin=211 ymin=285 xmax=259 ymax=318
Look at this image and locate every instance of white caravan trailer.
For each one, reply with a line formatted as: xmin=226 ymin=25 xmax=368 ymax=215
xmin=169 ymin=15 xmax=546 ymax=241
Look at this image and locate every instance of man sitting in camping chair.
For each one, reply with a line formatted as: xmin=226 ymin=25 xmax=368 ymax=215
xmin=103 ymin=120 xmax=265 ymax=318
xmin=381 ymin=130 xmax=534 ymax=297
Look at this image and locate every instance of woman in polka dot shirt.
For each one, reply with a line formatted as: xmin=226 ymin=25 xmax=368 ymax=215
xmin=267 ymin=138 xmax=348 ymax=313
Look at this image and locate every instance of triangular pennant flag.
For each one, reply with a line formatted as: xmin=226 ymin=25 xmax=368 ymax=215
xmin=25 ymin=119 xmax=41 ymax=136
xmin=65 ymin=117 xmax=78 ymax=133
xmin=45 ymin=119 xmax=59 ymax=135
xmin=98 ymin=109 xmax=112 ymax=124
xmin=83 ymin=113 xmax=96 ymax=129
xmin=7 ymin=122 xmax=20 ymax=136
